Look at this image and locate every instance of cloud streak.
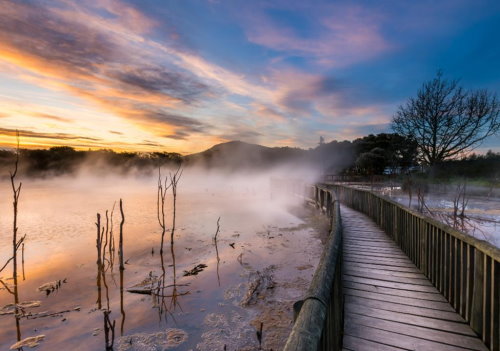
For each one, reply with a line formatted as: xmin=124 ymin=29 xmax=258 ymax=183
xmin=0 ymin=0 xmax=214 ymax=140
xmin=243 ymin=2 xmax=391 ymax=68
xmin=0 ymin=127 xmax=101 ymax=142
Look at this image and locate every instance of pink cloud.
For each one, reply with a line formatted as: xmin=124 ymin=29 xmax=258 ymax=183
xmin=244 ymin=3 xmax=391 ymax=68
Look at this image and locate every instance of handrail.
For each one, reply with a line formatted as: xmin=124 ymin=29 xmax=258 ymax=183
xmin=330 ymin=183 xmax=500 ymax=351
xmin=283 ymin=184 xmax=343 ymax=351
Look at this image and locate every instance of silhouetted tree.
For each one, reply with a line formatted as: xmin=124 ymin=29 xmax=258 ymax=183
xmin=355 ymin=147 xmax=386 ymax=175
xmin=392 ymin=71 xmax=500 ymax=165
xmin=350 ymin=133 xmax=418 ymax=174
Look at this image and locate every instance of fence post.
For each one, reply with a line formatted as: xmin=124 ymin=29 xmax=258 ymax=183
xmin=470 ymin=249 xmax=484 ymax=337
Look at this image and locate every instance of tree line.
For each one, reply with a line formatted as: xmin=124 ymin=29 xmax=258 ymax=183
xmin=0 ymin=134 xmax=498 ymax=180
xmin=0 ymin=147 xmax=182 ymax=177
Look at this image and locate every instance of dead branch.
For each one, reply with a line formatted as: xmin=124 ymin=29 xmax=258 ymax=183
xmin=169 ymin=166 xmax=183 ymax=246
xmin=213 ymin=217 xmax=221 ymax=287
xmin=157 ymin=167 xmax=172 ymax=254
xmin=119 ymin=199 xmax=125 ymax=271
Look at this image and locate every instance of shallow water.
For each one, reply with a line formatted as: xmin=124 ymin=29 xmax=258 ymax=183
xmin=357 ymin=184 xmax=500 ymax=248
xmin=0 ymin=172 xmax=324 ymax=350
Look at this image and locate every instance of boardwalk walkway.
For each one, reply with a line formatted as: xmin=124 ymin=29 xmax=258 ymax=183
xmin=341 ymin=206 xmax=489 ymax=351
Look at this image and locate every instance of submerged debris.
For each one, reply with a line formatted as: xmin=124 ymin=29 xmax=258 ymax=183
xmin=37 ymin=279 xmax=67 ymax=296
xmin=10 ymin=335 xmax=45 ymax=349
xmin=240 ymin=267 xmax=276 ymax=306
xmin=197 ymin=312 xmax=257 ymax=351
xmin=116 ymin=329 xmax=188 ymax=351
xmin=0 ymin=301 xmax=41 ymax=315
xmin=24 ymin=306 xmax=81 ymax=320
xmin=127 ymin=273 xmax=159 ymax=295
xmin=183 ymin=263 xmax=207 ymax=277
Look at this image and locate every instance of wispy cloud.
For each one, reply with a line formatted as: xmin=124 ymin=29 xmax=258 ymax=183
xmin=0 ymin=127 xmax=101 ymax=142
xmin=0 ymin=0 xmax=393 ymax=150
xmin=243 ymin=2 xmax=391 ymax=68
xmin=35 ymin=113 xmax=73 ymax=123
xmin=0 ymin=0 xmax=214 ymax=140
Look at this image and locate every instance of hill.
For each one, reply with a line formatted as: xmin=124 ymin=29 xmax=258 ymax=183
xmin=184 ymin=140 xmax=307 ymax=169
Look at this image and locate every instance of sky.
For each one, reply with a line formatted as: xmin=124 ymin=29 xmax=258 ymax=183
xmin=0 ymin=0 xmax=499 ymax=154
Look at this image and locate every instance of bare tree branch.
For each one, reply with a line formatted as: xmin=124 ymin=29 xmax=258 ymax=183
xmin=392 ymin=72 xmax=500 ymax=165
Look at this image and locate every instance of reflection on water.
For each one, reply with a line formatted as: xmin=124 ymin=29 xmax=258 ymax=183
xmin=0 ymin=174 xmax=323 ymax=350
xmin=119 ymin=268 xmax=125 ymax=336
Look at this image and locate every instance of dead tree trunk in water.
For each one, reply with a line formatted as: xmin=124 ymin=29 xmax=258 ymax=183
xmin=10 ymin=133 xmax=22 ymax=283
xmin=213 ymin=217 xmax=221 ymax=286
xmin=96 ymin=214 xmax=103 ymax=269
xmin=0 ymin=132 xmax=25 ymax=277
xmin=119 ymin=199 xmax=125 ymax=271
xmin=96 ymin=213 xmax=103 ymax=309
xmin=169 ymin=167 xmax=183 ymax=246
xmin=10 ymin=132 xmax=23 ymax=344
xmin=157 ymin=167 xmax=171 ymax=255
xmin=109 ymin=202 xmax=116 ymax=269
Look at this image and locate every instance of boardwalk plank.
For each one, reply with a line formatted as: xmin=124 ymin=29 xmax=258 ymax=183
xmin=344 ymin=268 xmax=434 ymax=286
xmin=344 ymin=249 xmax=409 ymax=259
xmin=343 ymin=335 xmax=405 ymax=351
xmin=345 ymin=302 xmax=475 ymax=336
xmin=344 ymin=287 xmax=456 ymax=312
xmin=345 ymin=261 xmax=422 ymax=273
xmin=341 ymin=205 xmax=487 ymax=351
xmin=344 ymin=266 xmax=428 ymax=279
xmin=344 ymin=280 xmax=448 ymax=301
xmin=343 ymin=274 xmax=438 ymax=293
xmin=347 ymin=314 xmax=487 ymax=350
xmin=344 ymin=257 xmax=417 ymax=268
xmin=345 ymin=321 xmax=476 ymax=351
xmin=345 ymin=294 xmax=464 ymax=322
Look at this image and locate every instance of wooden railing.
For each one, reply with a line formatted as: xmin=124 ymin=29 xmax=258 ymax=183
xmin=283 ymin=184 xmax=344 ymax=351
xmin=331 ymin=184 xmax=500 ymax=351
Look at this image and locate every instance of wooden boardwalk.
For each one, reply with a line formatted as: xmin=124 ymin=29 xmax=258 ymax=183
xmin=341 ymin=206 xmax=489 ymax=351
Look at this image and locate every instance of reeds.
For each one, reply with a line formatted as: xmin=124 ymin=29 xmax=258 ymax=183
xmin=154 ymin=165 xmax=186 ymax=319
xmin=95 ymin=199 xmax=124 ymax=348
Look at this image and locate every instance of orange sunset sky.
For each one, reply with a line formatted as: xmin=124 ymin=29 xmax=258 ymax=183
xmin=1 ymin=0 xmax=499 ymax=154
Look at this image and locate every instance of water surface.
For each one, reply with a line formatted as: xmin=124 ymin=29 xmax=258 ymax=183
xmin=0 ymin=173 xmax=324 ymax=350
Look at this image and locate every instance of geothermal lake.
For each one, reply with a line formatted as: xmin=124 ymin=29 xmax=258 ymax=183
xmin=0 ymin=172 xmax=326 ymax=351
xmin=356 ymin=184 xmax=500 ymax=248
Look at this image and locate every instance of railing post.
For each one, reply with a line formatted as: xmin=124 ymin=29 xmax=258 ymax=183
xmin=470 ymin=249 xmax=484 ymax=337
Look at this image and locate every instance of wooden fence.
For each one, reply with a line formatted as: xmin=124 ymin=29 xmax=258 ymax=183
xmin=283 ymin=184 xmax=344 ymax=351
xmin=331 ymin=184 xmax=500 ymax=351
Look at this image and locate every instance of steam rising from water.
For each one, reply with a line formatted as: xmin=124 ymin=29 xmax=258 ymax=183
xmin=0 ymin=161 xmax=325 ymax=350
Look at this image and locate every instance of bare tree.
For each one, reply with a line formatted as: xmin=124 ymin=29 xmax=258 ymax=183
xmin=0 ymin=132 xmax=26 ymax=276
xmin=392 ymin=71 xmax=500 ymax=165
xmin=118 ymin=199 xmax=125 ymax=272
xmin=213 ymin=217 xmax=221 ymax=286
xmin=169 ymin=166 xmax=183 ymax=246
xmin=0 ymin=131 xmax=25 ymax=347
xmin=157 ymin=167 xmax=172 ymax=255
xmin=452 ymin=181 xmax=468 ymax=219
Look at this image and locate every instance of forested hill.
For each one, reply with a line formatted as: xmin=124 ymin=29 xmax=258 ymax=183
xmin=183 ymin=140 xmax=307 ymax=169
